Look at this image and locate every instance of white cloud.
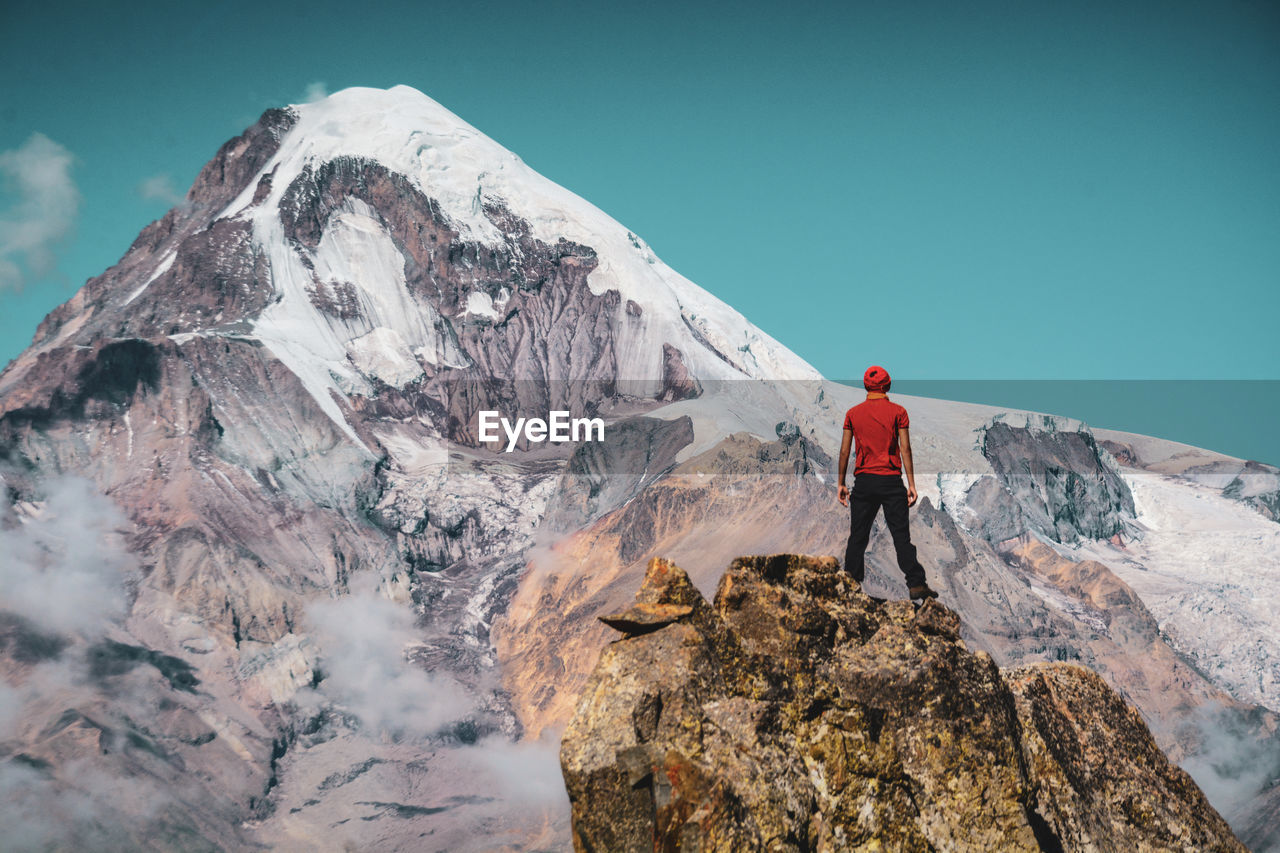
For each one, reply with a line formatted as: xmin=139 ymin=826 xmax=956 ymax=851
xmin=0 ymin=656 xmax=80 ymax=742
xmin=468 ymin=729 xmax=570 ymax=810
xmin=303 ymin=581 xmax=473 ymax=738
xmin=1180 ymin=702 xmax=1280 ymax=823
xmin=136 ymin=173 xmax=185 ymax=206
xmin=303 ymin=81 xmax=329 ymax=103
xmin=0 ymin=476 xmax=134 ymax=638
xmin=0 ymin=680 xmax=21 ymax=738
xmin=0 ymin=133 xmax=80 ymax=290
xmin=0 ymin=757 xmax=172 ymax=850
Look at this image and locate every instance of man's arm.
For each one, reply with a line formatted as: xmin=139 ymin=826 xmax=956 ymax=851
xmin=837 ymin=428 xmax=853 ymax=506
xmin=899 ymin=427 xmax=918 ymax=507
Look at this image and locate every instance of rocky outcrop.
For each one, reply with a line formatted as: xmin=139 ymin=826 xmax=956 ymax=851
xmin=562 ymin=554 xmax=1243 ymax=852
xmin=1007 ymin=664 xmax=1246 ymax=852
xmin=970 ymin=423 xmax=1135 ymax=544
xmin=1223 ymin=460 xmax=1280 ymax=522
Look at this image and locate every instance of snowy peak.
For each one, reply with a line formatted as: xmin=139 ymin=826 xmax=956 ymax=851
xmin=235 ymin=84 xmax=818 ymax=382
xmin=2 ymin=85 xmax=819 ymax=448
xmin=9 ymin=85 xmax=820 ymax=444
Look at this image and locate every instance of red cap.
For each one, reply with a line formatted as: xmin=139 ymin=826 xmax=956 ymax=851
xmin=863 ymin=365 xmax=891 ymax=392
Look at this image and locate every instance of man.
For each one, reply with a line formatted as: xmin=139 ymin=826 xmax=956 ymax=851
xmin=836 ymin=365 xmax=937 ymax=600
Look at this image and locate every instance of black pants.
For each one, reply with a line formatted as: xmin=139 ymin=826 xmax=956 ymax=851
xmin=844 ymin=473 xmax=927 ymax=589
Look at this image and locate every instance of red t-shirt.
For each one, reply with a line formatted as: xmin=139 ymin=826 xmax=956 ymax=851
xmin=843 ymin=396 xmax=910 ymax=475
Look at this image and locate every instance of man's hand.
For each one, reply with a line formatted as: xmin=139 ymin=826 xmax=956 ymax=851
xmin=907 ymin=485 xmax=918 ymax=507
xmin=838 ymin=484 xmax=849 ymax=507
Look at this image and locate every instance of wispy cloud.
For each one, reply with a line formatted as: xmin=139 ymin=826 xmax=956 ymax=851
xmin=0 ymin=476 xmax=134 ymax=638
xmin=468 ymin=729 xmax=570 ymax=810
xmin=302 ymin=582 xmax=473 ymax=738
xmin=0 ymin=133 xmax=80 ymax=290
xmin=0 ymin=756 xmax=174 ymax=850
xmin=136 ymin=173 xmax=185 ymax=207
xmin=0 ymin=477 xmax=191 ymax=848
xmin=0 ymin=680 xmax=21 ymax=738
xmin=1180 ymin=702 xmax=1280 ymax=823
xmin=303 ymin=81 xmax=329 ymax=103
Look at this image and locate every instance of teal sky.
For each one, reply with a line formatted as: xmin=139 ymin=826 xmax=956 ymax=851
xmin=2 ymin=1 xmax=1278 ymax=460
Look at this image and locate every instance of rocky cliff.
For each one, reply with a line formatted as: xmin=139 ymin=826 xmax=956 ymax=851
xmin=562 ymin=554 xmax=1244 ymax=852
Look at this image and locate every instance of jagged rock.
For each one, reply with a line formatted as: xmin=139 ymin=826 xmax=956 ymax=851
xmin=913 ymin=597 xmax=961 ymax=639
xmin=561 ymin=554 xmax=1245 ymax=852
xmin=599 ymin=602 xmax=694 ymax=635
xmin=976 ymin=423 xmax=1136 ymax=544
xmin=1007 ymin=664 xmax=1243 ymax=852
xmin=1223 ymin=459 xmax=1280 ymax=522
xmin=542 ymin=415 xmax=696 ymax=532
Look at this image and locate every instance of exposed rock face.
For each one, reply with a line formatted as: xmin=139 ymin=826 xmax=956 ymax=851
xmin=26 ymin=107 xmax=296 ymax=351
xmin=972 ymin=423 xmax=1135 ymax=544
xmin=1223 ymin=460 xmax=1280 ymax=522
xmin=494 ymin=431 xmax=845 ymax=742
xmin=540 ymin=414 xmax=697 ymax=532
xmin=1007 ymin=664 xmax=1245 ymax=852
xmin=562 ymin=554 xmax=1244 ymax=852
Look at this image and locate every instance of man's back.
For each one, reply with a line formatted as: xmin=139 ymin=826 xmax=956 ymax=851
xmin=843 ymin=397 xmax=910 ymax=476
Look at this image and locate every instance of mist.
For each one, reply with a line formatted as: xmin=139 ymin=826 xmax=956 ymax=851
xmin=1180 ymin=702 xmax=1280 ymax=826
xmin=303 ymin=580 xmax=474 ymax=739
xmin=0 ymin=476 xmax=135 ymax=638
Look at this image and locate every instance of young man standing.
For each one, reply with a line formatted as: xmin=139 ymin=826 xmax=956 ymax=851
xmin=836 ymin=365 xmax=938 ymax=601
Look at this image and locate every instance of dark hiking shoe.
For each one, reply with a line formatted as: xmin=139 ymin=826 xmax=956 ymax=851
xmin=909 ymin=584 xmax=939 ymax=601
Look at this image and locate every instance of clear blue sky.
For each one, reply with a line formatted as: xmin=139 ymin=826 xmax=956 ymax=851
xmin=2 ymin=0 xmax=1278 ymax=460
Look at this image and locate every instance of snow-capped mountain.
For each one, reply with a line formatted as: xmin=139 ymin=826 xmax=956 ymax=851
xmin=2 ymin=86 xmax=1277 ymax=851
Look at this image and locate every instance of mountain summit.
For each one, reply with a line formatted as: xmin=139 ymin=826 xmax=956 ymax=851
xmin=8 ymin=86 xmax=816 ymax=444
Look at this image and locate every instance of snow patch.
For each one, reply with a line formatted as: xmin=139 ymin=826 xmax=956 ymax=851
xmin=123 ymin=251 xmax=175 ymax=306
xmin=346 ymin=327 xmax=424 ymax=388
xmin=241 ymin=194 xmax=466 ymax=449
xmin=462 ymin=291 xmax=499 ymax=321
xmin=1066 ymin=471 xmax=1280 ymax=710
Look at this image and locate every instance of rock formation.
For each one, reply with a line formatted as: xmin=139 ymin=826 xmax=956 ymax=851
xmin=967 ymin=421 xmax=1136 ymax=545
xmin=1224 ymin=460 xmax=1280 ymax=522
xmin=562 ymin=554 xmax=1244 ymax=852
